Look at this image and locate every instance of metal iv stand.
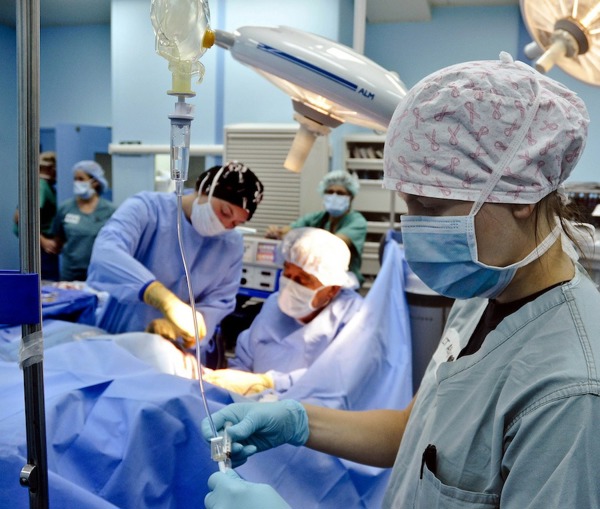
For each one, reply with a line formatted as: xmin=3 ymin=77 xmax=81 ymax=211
xmin=16 ymin=0 xmax=50 ymax=506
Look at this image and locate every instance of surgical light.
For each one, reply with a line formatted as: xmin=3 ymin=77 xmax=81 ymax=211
xmin=520 ymin=0 xmax=600 ymax=85
xmin=215 ymin=26 xmax=407 ymax=171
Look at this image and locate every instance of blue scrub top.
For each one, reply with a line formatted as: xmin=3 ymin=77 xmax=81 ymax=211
xmin=230 ymin=288 xmax=363 ymax=392
xmin=383 ymin=265 xmax=600 ymax=508
xmin=87 ymin=191 xmax=243 ymax=340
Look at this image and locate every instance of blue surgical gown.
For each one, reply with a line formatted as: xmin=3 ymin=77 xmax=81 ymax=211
xmin=229 ymin=288 xmax=363 ymax=392
xmin=383 ymin=265 xmax=600 ymax=508
xmin=86 ymin=191 xmax=243 ymax=340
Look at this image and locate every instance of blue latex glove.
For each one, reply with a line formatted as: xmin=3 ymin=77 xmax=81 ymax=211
xmin=205 ymin=469 xmax=291 ymax=509
xmin=201 ymin=400 xmax=309 ymax=467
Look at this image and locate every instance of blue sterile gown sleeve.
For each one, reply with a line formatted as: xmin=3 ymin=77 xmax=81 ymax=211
xmin=229 ymin=288 xmax=363 ymax=392
xmin=383 ymin=265 xmax=600 ymax=508
xmin=86 ymin=192 xmax=243 ymax=340
xmin=0 ymin=235 xmax=414 ymax=509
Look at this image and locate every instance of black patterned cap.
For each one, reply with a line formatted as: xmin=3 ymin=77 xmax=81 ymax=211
xmin=196 ymin=161 xmax=264 ymax=220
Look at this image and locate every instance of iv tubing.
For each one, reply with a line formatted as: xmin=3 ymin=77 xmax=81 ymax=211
xmin=175 ymin=182 xmax=218 ymax=439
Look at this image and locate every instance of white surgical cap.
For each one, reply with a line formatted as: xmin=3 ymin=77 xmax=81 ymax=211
xmin=281 ymin=227 xmax=355 ymax=288
xmin=318 ymin=170 xmax=360 ymax=197
xmin=73 ymin=160 xmax=109 ymax=193
xmin=383 ymin=52 xmax=589 ymax=204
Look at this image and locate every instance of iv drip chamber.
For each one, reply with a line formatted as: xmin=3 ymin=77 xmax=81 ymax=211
xmin=169 ymin=98 xmax=195 ymax=184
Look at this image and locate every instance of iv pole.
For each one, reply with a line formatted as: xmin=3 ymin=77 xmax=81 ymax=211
xmin=16 ymin=0 xmax=49 ymax=506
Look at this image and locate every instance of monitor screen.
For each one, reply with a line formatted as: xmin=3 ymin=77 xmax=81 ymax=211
xmin=256 ymin=242 xmax=277 ymax=263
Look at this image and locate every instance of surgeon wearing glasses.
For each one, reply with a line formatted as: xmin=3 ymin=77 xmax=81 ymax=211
xmin=203 ymin=227 xmax=362 ymax=395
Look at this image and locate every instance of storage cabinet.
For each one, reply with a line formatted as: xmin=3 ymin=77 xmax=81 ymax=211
xmin=344 ymin=134 xmax=406 ymax=290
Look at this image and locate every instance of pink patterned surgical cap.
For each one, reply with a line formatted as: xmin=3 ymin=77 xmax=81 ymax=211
xmin=383 ymin=52 xmax=589 ymax=204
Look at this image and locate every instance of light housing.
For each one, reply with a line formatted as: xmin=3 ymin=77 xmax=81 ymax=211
xmin=520 ymin=0 xmax=600 ymax=85
xmin=215 ymin=26 xmax=407 ymax=171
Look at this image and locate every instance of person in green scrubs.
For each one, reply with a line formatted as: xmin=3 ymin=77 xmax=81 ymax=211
xmin=52 ymin=160 xmax=116 ymax=281
xmin=266 ymin=170 xmax=367 ymax=286
xmin=12 ymin=151 xmax=60 ymax=280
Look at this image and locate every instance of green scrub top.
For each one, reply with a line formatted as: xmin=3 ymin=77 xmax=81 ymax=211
xmin=13 ymin=178 xmax=57 ymax=237
xmin=53 ymin=197 xmax=116 ymax=281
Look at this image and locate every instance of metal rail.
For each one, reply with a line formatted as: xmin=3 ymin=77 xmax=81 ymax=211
xmin=17 ymin=0 xmax=49 ymax=507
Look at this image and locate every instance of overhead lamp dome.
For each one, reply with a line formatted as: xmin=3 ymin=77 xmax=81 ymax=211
xmin=520 ymin=0 xmax=600 ymax=85
xmin=215 ymin=26 xmax=407 ymax=171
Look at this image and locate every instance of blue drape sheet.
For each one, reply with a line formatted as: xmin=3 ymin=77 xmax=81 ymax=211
xmin=0 ymin=238 xmax=413 ymax=508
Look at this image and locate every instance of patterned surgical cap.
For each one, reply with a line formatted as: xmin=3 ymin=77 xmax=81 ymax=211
xmin=383 ymin=52 xmax=589 ymax=204
xmin=198 ymin=161 xmax=265 ymax=220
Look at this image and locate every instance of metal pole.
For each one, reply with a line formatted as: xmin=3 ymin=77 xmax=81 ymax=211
xmin=17 ymin=0 xmax=49 ymax=506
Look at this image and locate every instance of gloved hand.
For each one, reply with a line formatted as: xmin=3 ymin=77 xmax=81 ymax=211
xmin=143 ymin=281 xmax=206 ymax=346
xmin=205 ymin=469 xmax=291 ymax=509
xmin=145 ymin=318 xmax=200 ymax=350
xmin=146 ymin=318 xmax=180 ymax=341
xmin=203 ymin=368 xmax=274 ymax=395
xmin=201 ymin=400 xmax=309 ymax=467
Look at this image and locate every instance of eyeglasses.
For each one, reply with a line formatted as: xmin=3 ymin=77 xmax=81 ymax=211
xmin=324 ymin=190 xmax=351 ymax=196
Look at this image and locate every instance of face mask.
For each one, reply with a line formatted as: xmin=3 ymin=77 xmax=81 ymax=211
xmin=191 ymin=200 xmax=228 ymax=237
xmin=401 ymin=214 xmax=561 ymax=299
xmin=323 ymin=194 xmax=350 ymax=217
xmin=74 ymin=181 xmax=95 ymax=200
xmin=277 ymin=275 xmax=323 ymax=320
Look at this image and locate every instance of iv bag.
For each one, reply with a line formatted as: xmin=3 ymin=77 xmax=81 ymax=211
xmin=150 ymin=0 xmax=213 ymax=92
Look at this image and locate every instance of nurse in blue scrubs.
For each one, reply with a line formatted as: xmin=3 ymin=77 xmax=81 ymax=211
xmin=201 ymin=55 xmax=600 ymax=509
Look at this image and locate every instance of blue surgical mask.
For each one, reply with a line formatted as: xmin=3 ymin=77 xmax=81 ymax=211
xmin=73 ymin=181 xmax=95 ymax=200
xmin=323 ymin=194 xmax=350 ymax=217
xmin=401 ymin=214 xmax=561 ymax=299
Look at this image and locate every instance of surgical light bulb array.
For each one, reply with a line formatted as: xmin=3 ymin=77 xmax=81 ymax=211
xmin=520 ymin=0 xmax=600 ymax=85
